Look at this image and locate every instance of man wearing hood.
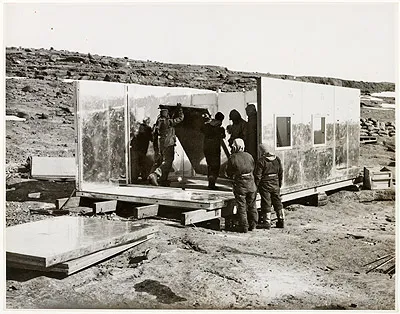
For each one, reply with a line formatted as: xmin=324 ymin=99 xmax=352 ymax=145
xmin=245 ymin=103 xmax=258 ymax=161
xmin=148 ymin=103 xmax=184 ymax=186
xmin=131 ymin=117 xmax=153 ymax=182
xmin=254 ymin=143 xmax=285 ymax=229
xmin=228 ymin=109 xmax=247 ymax=151
xmin=226 ymin=138 xmax=258 ymax=233
xmin=201 ymin=112 xmax=226 ymax=189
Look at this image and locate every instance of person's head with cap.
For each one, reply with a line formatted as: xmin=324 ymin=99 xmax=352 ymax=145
xmin=159 ymin=107 xmax=169 ymax=118
xmin=215 ymin=112 xmax=224 ymax=122
xmin=232 ymin=138 xmax=245 ymax=153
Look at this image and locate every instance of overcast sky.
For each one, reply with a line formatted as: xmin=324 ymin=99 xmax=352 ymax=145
xmin=3 ymin=2 xmax=398 ymax=82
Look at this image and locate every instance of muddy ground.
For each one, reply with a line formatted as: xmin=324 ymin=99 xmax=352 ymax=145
xmin=4 ymin=49 xmax=397 ymax=310
xmin=4 ymin=186 xmax=396 ymax=310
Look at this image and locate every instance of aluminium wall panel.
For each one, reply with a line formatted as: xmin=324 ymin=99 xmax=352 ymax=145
xmin=76 ymin=80 xmax=128 ymax=191
xmin=258 ymin=77 xmax=360 ymax=195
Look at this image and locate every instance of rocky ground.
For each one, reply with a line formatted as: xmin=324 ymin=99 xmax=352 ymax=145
xmin=4 ymin=47 xmax=397 ymax=310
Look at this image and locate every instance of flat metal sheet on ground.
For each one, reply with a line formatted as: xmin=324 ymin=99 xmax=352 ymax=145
xmin=6 ymin=216 xmax=158 ymax=267
xmin=79 ymin=185 xmax=235 ymax=209
xmin=7 ymin=234 xmax=154 ymax=275
xmin=30 ymin=156 xmax=75 ymax=179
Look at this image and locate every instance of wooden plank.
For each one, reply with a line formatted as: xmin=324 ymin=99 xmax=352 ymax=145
xmin=56 ymin=197 xmax=81 ymax=210
xmin=181 ymin=209 xmax=221 ymax=225
xmin=360 ymin=136 xmax=377 ymax=144
xmin=281 ymin=179 xmax=354 ymax=202
xmin=133 ymin=204 xmax=159 ymax=219
xmin=63 ymin=234 xmax=154 ymax=275
xmin=7 ymin=234 xmax=154 ymax=275
xmin=94 ymin=200 xmax=117 ymax=214
xmin=6 ymin=216 xmax=159 ymax=267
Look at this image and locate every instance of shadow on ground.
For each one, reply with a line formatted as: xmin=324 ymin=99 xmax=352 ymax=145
xmin=6 ymin=180 xmax=75 ymax=203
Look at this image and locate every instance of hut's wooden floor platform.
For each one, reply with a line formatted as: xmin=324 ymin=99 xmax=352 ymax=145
xmin=78 ymin=180 xmax=235 ymax=210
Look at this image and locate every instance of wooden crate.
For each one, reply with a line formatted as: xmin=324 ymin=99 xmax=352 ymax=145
xmin=364 ymin=167 xmax=393 ymax=190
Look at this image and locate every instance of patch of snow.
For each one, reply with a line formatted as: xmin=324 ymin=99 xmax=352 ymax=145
xmin=360 ymin=96 xmax=383 ymax=102
xmin=6 ymin=115 xmax=26 ymax=121
xmin=363 ymin=106 xmax=394 ymax=111
xmin=381 ymin=103 xmax=397 ymax=109
xmin=6 ymin=76 xmax=27 ymax=80
xmin=371 ymin=91 xmax=396 ymax=98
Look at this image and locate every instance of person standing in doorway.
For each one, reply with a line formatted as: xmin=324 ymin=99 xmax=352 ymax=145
xmin=245 ymin=103 xmax=258 ymax=162
xmin=201 ymin=112 xmax=226 ymax=189
xmin=227 ymin=109 xmax=247 ymax=152
xmin=226 ymin=138 xmax=258 ymax=233
xmin=148 ymin=103 xmax=184 ymax=186
xmin=130 ymin=117 xmax=153 ymax=182
xmin=254 ymin=143 xmax=285 ymax=229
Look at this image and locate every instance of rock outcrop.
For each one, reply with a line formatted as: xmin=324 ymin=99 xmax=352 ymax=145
xmin=6 ymin=47 xmax=395 ymax=94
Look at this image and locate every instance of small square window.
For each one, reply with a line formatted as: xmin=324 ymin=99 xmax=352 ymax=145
xmin=276 ymin=116 xmax=292 ymax=148
xmin=313 ymin=115 xmax=326 ymax=145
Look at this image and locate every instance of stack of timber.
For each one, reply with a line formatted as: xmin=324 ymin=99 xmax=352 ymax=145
xmin=6 ymin=216 xmax=158 ymax=275
xmin=363 ymin=253 xmax=395 ymax=278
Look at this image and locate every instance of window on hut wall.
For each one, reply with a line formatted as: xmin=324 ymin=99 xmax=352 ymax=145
xmin=313 ymin=115 xmax=326 ymax=145
xmin=276 ymin=116 xmax=292 ymax=148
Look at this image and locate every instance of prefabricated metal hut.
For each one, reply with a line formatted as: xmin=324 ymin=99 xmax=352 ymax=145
xmin=74 ymin=77 xmax=360 ymax=223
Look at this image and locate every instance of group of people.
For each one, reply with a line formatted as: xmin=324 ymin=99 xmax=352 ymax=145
xmin=130 ymin=102 xmax=285 ymax=233
xmin=130 ymin=103 xmax=184 ymax=187
xmin=201 ymin=105 xmax=285 ymax=232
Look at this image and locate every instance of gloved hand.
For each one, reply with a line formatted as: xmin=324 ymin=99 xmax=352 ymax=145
xmin=176 ymin=103 xmax=182 ymax=108
xmin=202 ymin=113 xmax=211 ymax=120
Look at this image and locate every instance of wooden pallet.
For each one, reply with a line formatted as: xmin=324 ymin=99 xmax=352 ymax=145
xmin=360 ymin=136 xmax=377 ymax=144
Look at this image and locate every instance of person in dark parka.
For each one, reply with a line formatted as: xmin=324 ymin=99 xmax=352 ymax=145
xmin=130 ymin=117 xmax=153 ymax=182
xmin=254 ymin=143 xmax=285 ymax=229
xmin=245 ymin=103 xmax=258 ymax=161
xmin=228 ymin=109 xmax=247 ymax=151
xmin=226 ymin=138 xmax=258 ymax=233
xmin=201 ymin=112 xmax=226 ymax=189
xmin=148 ymin=103 xmax=184 ymax=186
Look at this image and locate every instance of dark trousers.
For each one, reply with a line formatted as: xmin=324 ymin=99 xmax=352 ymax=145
xmin=234 ymin=191 xmax=258 ymax=229
xmin=205 ymin=153 xmax=220 ymax=186
xmin=258 ymin=182 xmax=283 ymax=217
xmin=151 ymin=145 xmax=175 ymax=183
xmin=131 ymin=150 xmax=149 ymax=182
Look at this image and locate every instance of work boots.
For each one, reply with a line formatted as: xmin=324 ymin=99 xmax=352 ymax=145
xmin=276 ymin=219 xmax=284 ymax=228
xmin=257 ymin=213 xmax=271 ymax=230
xmin=248 ymin=222 xmax=257 ymax=231
xmin=276 ymin=209 xmax=285 ymax=228
xmin=148 ymin=168 xmax=163 ymax=186
xmin=208 ymin=176 xmax=217 ymax=190
xmin=148 ymin=173 xmax=159 ymax=186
